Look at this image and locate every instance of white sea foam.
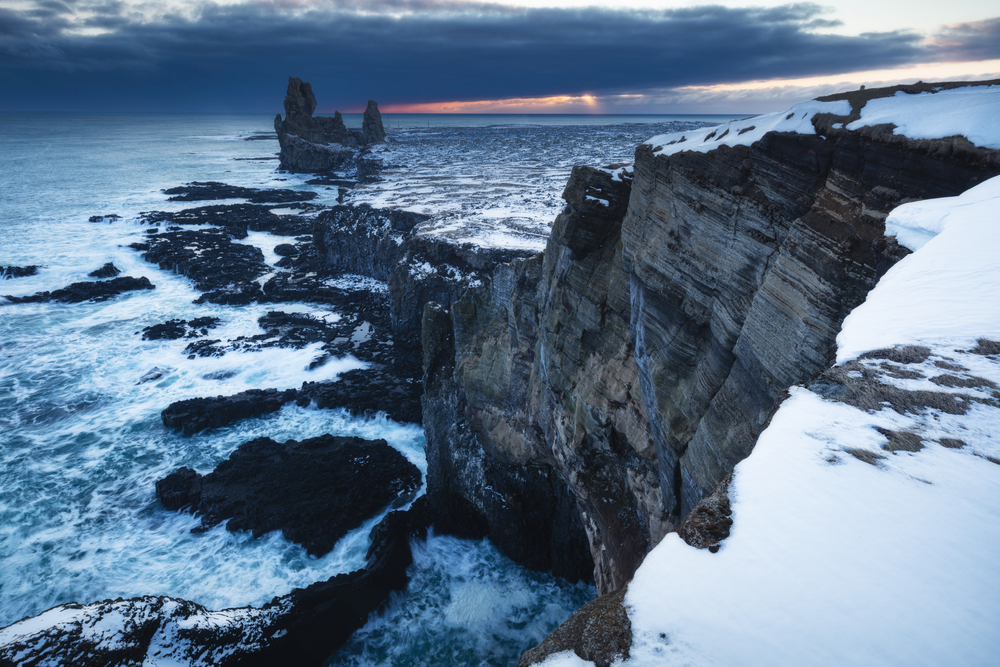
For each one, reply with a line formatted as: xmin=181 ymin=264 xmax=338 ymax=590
xmin=2 ymin=114 xmax=661 ymax=662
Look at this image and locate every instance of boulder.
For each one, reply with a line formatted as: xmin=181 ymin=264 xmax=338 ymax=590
xmin=155 ymin=434 xmax=421 ymax=556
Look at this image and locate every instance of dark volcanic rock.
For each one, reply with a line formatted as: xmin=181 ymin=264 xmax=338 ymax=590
xmin=155 ymin=434 xmax=421 ymax=556
xmin=362 ymin=100 xmax=386 ymax=145
xmin=5 ymin=276 xmax=154 ymax=304
xmin=273 ymin=77 xmax=386 ymax=174
xmin=140 ymin=202 xmax=323 ymax=237
xmin=161 ymin=388 xmax=298 ymax=435
xmin=0 ymin=504 xmax=426 ymax=667
xmin=312 ymin=204 xmax=535 ymax=333
xmin=298 ymin=367 xmax=423 ymax=425
xmin=163 ymin=181 xmax=318 ymax=204
xmin=140 ymin=316 xmax=221 ymax=341
xmin=87 ymin=262 xmax=121 ymax=278
xmin=138 ymin=227 xmax=269 ymax=305
xmin=160 ymin=365 xmax=423 ymax=435
xmin=1 ymin=265 xmax=39 ymax=279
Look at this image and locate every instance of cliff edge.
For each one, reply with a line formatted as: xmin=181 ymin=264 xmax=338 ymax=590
xmin=422 ymin=81 xmax=1000 ymax=604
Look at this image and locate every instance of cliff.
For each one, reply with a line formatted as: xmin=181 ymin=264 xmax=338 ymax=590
xmin=597 ymin=171 xmax=1000 ymax=666
xmin=274 ymin=77 xmax=386 ymax=173
xmin=421 ymin=81 xmax=1000 ymax=599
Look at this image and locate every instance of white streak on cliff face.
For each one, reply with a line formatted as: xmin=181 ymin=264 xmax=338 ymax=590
xmin=543 ymin=175 xmax=1000 ymax=667
xmin=846 ymin=86 xmax=1000 ymax=149
xmin=838 ymin=175 xmax=1000 ymax=361
xmin=644 ymin=99 xmax=851 ymax=157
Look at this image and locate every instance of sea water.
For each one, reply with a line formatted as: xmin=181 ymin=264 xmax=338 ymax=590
xmin=0 ymin=112 xmax=713 ymax=663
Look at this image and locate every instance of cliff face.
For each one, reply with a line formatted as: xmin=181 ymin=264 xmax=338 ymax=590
xmin=423 ymin=166 xmax=665 ymax=590
xmin=627 ymin=124 xmax=1000 ymax=517
xmin=422 ymin=87 xmax=1000 ymax=594
xmin=312 ymin=205 xmax=537 ymax=336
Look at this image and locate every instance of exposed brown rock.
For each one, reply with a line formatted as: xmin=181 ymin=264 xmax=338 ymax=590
xmin=674 ymin=473 xmax=733 ymax=551
xmin=518 ymin=585 xmax=631 ymax=667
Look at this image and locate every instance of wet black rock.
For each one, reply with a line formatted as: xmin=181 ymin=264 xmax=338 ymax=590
xmin=160 ymin=364 xmax=423 ymax=435
xmin=163 ymin=182 xmax=318 ymax=204
xmin=0 ymin=502 xmax=427 ymax=667
xmin=1 ymin=265 xmax=39 ymax=279
xmin=138 ymin=227 xmax=269 ymax=305
xmin=298 ymin=367 xmax=423 ymax=424
xmin=140 ymin=316 xmax=221 ymax=341
xmin=88 ymin=213 xmax=121 ymax=223
xmin=161 ymin=388 xmax=298 ymax=435
xmin=140 ymin=202 xmax=324 ymax=237
xmin=87 ymin=262 xmax=121 ymax=278
xmin=274 ymin=243 xmax=298 ymax=257
xmin=5 ymin=276 xmax=154 ymax=303
xmin=155 ymin=434 xmax=421 ymax=556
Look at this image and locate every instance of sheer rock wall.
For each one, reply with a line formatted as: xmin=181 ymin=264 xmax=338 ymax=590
xmin=422 ymin=95 xmax=1000 ymax=594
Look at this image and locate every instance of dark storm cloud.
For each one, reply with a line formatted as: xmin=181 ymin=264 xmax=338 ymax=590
xmin=0 ymin=1 xmax=991 ymax=111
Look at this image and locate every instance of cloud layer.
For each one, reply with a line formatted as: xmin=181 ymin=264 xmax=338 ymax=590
xmin=1 ymin=1 xmax=997 ymax=111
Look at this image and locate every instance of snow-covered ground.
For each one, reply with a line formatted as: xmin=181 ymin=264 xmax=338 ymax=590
xmin=646 ymin=83 xmax=1000 ymax=157
xmin=542 ymin=94 xmax=1000 ymax=667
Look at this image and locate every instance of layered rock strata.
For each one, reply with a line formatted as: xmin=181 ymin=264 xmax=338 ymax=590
xmin=422 ymin=165 xmax=643 ymax=588
xmin=626 ymin=107 xmax=999 ymax=519
xmin=422 ymin=83 xmax=1000 ymax=596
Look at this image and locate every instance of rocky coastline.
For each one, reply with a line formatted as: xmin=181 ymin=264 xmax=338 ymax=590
xmin=3 ymin=79 xmax=999 ymax=666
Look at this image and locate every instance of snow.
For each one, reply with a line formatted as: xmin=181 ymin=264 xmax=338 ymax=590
xmin=623 ymin=386 xmax=1000 ymax=667
xmin=542 ymin=172 xmax=1000 ymax=667
xmin=837 ymin=175 xmax=1000 ymax=362
xmin=646 ymin=85 xmax=1000 ymax=160
xmin=846 ymin=85 xmax=1000 ymax=149
xmin=645 ymin=99 xmax=851 ymax=157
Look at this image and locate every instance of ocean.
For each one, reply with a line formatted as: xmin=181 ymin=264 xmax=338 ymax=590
xmin=0 ymin=111 xmax=720 ymax=664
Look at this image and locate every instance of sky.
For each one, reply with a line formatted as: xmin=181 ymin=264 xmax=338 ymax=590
xmin=1 ymin=0 xmax=998 ymax=113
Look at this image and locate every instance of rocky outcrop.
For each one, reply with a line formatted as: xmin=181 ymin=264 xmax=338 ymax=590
xmin=155 ymin=434 xmax=421 ymax=556
xmin=0 ymin=504 xmax=426 ymax=667
xmin=312 ymin=204 xmax=537 ymax=334
xmin=624 ymin=114 xmax=999 ymax=519
xmin=361 ymin=99 xmax=386 ymax=145
xmin=517 ymin=584 xmax=631 ymax=667
xmin=422 ymin=165 xmax=643 ymax=588
xmin=273 ymin=77 xmax=386 ymax=173
xmin=422 ymin=83 xmax=1000 ymax=598
xmin=1 ymin=265 xmax=39 ymax=279
xmin=4 ymin=276 xmax=154 ymax=303
xmin=163 ymin=181 xmax=318 ymax=204
xmin=87 ymin=262 xmax=120 ymax=278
